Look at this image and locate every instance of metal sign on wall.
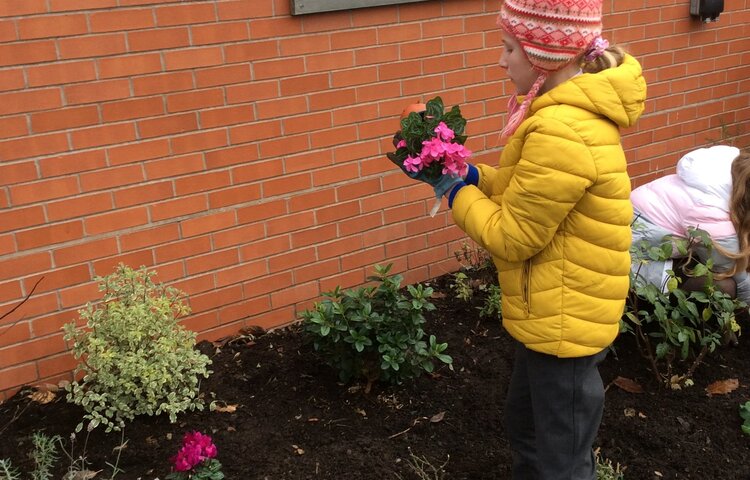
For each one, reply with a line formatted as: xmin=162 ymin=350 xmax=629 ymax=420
xmin=291 ymin=0 xmax=430 ymax=15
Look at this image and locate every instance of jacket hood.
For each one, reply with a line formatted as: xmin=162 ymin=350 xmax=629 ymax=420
xmin=530 ymin=54 xmax=647 ymax=129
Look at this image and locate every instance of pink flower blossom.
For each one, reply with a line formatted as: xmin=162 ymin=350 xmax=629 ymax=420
xmin=434 ymin=122 xmax=455 ymax=142
xmin=171 ymin=431 xmax=218 ymax=472
xmin=396 ymin=139 xmax=407 ymax=149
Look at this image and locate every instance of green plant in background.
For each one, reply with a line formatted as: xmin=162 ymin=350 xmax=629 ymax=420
xmin=478 ymin=283 xmax=502 ymax=319
xmin=63 ymin=264 xmax=212 ymax=433
xmin=301 ymin=264 xmax=452 ymax=390
xmin=450 ymin=272 xmax=473 ymax=301
xmin=595 ymin=449 xmax=625 ymax=480
xmin=625 ymin=228 xmax=746 ymax=388
xmin=740 ymin=401 xmax=750 ymax=436
xmin=0 ymin=432 xmax=61 ymax=480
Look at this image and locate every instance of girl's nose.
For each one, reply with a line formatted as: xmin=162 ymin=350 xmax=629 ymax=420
xmin=499 ymin=53 xmax=508 ymax=69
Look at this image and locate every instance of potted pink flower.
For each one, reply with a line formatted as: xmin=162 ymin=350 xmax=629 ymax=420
xmin=166 ymin=431 xmax=224 ymax=480
xmin=388 ymin=96 xmax=471 ymax=216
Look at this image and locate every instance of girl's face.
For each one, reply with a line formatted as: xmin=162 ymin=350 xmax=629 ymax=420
xmin=499 ymin=32 xmax=538 ymax=95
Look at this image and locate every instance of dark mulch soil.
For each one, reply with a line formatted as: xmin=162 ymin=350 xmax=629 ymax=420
xmin=2 ymin=271 xmax=750 ymax=479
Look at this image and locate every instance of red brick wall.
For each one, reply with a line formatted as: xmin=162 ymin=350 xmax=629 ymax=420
xmin=0 ymin=0 xmax=748 ymax=399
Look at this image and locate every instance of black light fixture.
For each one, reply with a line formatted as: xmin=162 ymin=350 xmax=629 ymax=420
xmin=690 ymin=0 xmax=724 ymax=22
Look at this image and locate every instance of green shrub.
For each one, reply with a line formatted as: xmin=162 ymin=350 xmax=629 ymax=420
xmin=625 ymin=228 xmax=746 ymax=387
xmin=740 ymin=401 xmax=750 ymax=436
xmin=301 ymin=264 xmax=452 ymax=388
xmin=450 ymin=272 xmax=473 ymax=302
xmin=478 ymin=283 xmax=502 ymax=319
xmin=0 ymin=432 xmax=61 ymax=480
xmin=63 ymin=264 xmax=211 ymax=432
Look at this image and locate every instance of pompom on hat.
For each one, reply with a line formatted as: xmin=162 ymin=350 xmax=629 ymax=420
xmin=498 ymin=0 xmax=606 ymax=138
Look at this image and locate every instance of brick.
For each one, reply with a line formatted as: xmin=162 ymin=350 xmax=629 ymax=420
xmin=309 ymin=88 xmax=356 ymax=112
xmin=201 ymin=105 xmax=254 ymax=129
xmin=0 ymin=88 xmax=63 ymax=115
xmin=205 ymin=142 xmax=258 ymax=169
xmin=0 ymin=68 xmax=24 ymax=92
xmin=49 ymin=0 xmax=117 ymax=11
xmin=143 ymin=153 xmax=203 ymax=181
xmin=108 ymin=139 xmax=170 ymax=166
xmin=101 ymin=97 xmax=164 ymax=123
xmin=269 ymin=280 xmax=318 ymax=309
xmin=167 ymin=88 xmax=224 ymax=113
xmin=239 ymin=235 xmax=290 ymax=261
xmin=341 ymin=245 xmax=386 ymax=271
xmin=332 ymin=104 xmax=379 ymax=127
xmin=189 ymin=285 xmax=242 ymax=314
xmin=65 ymin=79 xmax=130 ymax=105
xmin=241 ymin=271 xmax=292 ymax=297
xmin=58 ymin=33 xmax=127 ymax=59
xmin=154 ymin=237 xmax=211 ymax=264
xmin=36 ymin=352 xmax=77 ymax=379
xmin=255 ymin=97 xmax=308 ymax=120
xmin=18 ymin=14 xmax=88 ymax=40
xmin=0 ymin=234 xmax=14 ymax=256
xmin=85 ymin=206 xmax=149 ymax=235
xmin=164 ymin=46 xmax=223 ymax=71
xmin=355 ymin=45 xmax=399 ymax=65
xmin=279 ymin=33 xmax=330 ymax=56
xmin=260 ymin=134 xmax=313 ymax=160
xmin=98 ymin=53 xmax=162 ymax=79
xmin=224 ymin=40 xmax=279 ymax=63
xmin=218 ymin=0 xmax=273 ymax=20
xmin=306 ymin=51 xmax=355 ymax=73
xmin=331 ymin=66 xmax=378 ymax=88
xmin=253 ymin=57 xmax=305 ymax=80
xmin=181 ymin=210 xmax=236 ymax=238
xmin=133 ymin=71 xmax=194 ymax=96
xmin=156 ymin=2 xmax=216 ymax=26
xmin=171 ymin=129 xmax=227 ymax=155
xmin=249 ymin=17 xmax=303 ymax=39
xmin=150 ymin=194 xmax=208 ymax=222
xmin=192 ymin=21 xmax=249 ymax=45
xmin=0 ymin=251 xmax=51 ymax=281
xmin=138 ymin=112 xmax=198 ymax=139
xmin=0 ymin=20 xmax=15 ymax=42
xmin=0 ymin=363 xmax=37 ymax=392
xmin=311 ymin=125 xmax=357 ymax=149
xmin=195 ymin=64 xmax=252 ymax=88
xmin=120 ymin=224 xmax=180 ymax=252
xmin=27 ymin=60 xmax=97 ymax=87
xmin=280 ymin=73 xmax=330 ymax=96
xmin=288 ymin=188 xmax=335 ymax=213
xmin=0 ymin=162 xmax=38 ymax=185
xmin=46 ymin=192 xmax=113 ymax=221
xmin=92 ymin=250 xmax=155 ymax=278
xmin=114 ymin=181 xmax=173 ymax=208
xmin=80 ymin=164 xmax=144 ymax=192
xmin=187 ymin=249 xmax=240 ymax=276
xmin=70 ymin=122 xmax=137 ymax=149
xmin=208 ymin=184 xmax=263 ymax=209
xmin=128 ymin=27 xmax=191 ymax=52
xmin=291 ymin=224 xmax=337 ymax=248
xmin=226 ymin=80 xmax=279 ymax=104
xmin=31 ymin=105 xmax=99 ymax=134
xmin=212 ymin=223 xmax=265 ymax=249
xmin=217 ymin=297 xmax=271 ymax=325
xmin=236 ymin=199 xmax=287 ymax=224
xmin=175 ymin=171 xmax=231 ymax=196
xmin=90 ymin=8 xmax=155 ymax=33
xmin=10 ymin=176 xmax=79 ymax=206
xmin=0 ymin=322 xmax=30 ymax=349
xmin=262 ymin=172 xmax=312 ymax=198
xmin=16 ymin=221 xmax=84 ymax=250
xmin=283 ymin=112 xmax=332 ymax=135
xmin=268 ymin=246 xmax=316 ymax=273
xmin=0 ymin=40 xmax=56 ymax=67
xmin=266 ymin=211 xmax=315 ymax=236
xmin=216 ymin=259 xmax=268 ymax=287
xmin=316 ymin=199 xmax=361 ymax=224
xmin=0 ymin=280 xmax=23 ymax=305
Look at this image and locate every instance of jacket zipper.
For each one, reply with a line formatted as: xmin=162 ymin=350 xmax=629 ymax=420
xmin=521 ymin=260 xmax=531 ymax=316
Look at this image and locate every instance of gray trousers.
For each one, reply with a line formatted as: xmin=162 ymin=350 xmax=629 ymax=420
xmin=505 ymin=341 xmax=608 ymax=480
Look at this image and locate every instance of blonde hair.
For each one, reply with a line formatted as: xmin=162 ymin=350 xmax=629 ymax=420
xmin=717 ymin=151 xmax=750 ymax=278
xmin=580 ymin=45 xmax=626 ymax=73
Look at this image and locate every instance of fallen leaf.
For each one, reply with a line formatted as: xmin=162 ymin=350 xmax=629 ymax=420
xmin=292 ymin=444 xmax=305 ymax=455
xmin=354 ymin=408 xmax=367 ymax=417
xmin=431 ymin=291 xmax=447 ymax=299
xmin=145 ymin=436 xmax=158 ymax=446
xmin=227 ymin=426 xmax=236 ymax=432
xmin=612 ymin=376 xmax=644 ymax=394
xmin=28 ymin=390 xmax=56 ymax=404
xmin=213 ymin=403 xmax=238 ymax=413
xmin=705 ymin=378 xmax=739 ymax=396
xmin=623 ymin=408 xmax=636 ymax=418
xmin=307 ymin=417 xmax=320 ymax=423
xmin=430 ymin=411 xmax=446 ymax=423
xmin=65 ymin=470 xmax=101 ymax=480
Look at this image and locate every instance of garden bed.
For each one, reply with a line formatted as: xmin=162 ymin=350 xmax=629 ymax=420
xmin=2 ymin=272 xmax=750 ymax=479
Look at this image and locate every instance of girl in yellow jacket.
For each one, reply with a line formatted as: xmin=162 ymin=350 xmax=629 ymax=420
xmin=394 ymin=1 xmax=646 ymax=478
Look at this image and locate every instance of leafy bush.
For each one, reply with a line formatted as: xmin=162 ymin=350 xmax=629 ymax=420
xmin=450 ymin=272 xmax=473 ymax=302
xmin=478 ymin=283 xmax=502 ymax=319
xmin=0 ymin=432 xmax=61 ymax=480
xmin=63 ymin=264 xmax=211 ymax=432
xmin=625 ymin=228 xmax=746 ymax=387
xmin=300 ymin=264 xmax=452 ymax=389
xmin=740 ymin=401 xmax=750 ymax=436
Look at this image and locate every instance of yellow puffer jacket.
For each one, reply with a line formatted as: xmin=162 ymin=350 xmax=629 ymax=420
xmin=452 ymin=54 xmax=647 ymax=358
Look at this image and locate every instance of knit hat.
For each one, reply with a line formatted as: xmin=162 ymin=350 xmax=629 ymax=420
xmin=498 ymin=0 xmax=605 ymax=138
